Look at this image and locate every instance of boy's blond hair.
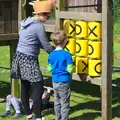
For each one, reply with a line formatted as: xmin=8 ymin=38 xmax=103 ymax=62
xmin=50 ymin=29 xmax=67 ymax=45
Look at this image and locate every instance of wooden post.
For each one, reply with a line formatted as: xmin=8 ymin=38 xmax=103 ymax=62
xmin=55 ymin=0 xmax=60 ymax=29
xmin=101 ymin=0 xmax=113 ymax=120
xmin=18 ymin=0 xmax=22 ymax=29
xmin=55 ymin=0 xmax=113 ymax=119
xmin=10 ymin=0 xmax=23 ymax=98
xmin=10 ymin=42 xmax=20 ymax=98
xmin=55 ymin=0 xmax=65 ymax=29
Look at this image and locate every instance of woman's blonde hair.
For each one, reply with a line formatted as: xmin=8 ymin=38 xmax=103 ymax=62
xmin=50 ymin=29 xmax=67 ymax=45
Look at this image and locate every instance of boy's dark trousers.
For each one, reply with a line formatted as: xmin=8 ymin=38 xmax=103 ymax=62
xmin=21 ymin=80 xmax=43 ymax=118
xmin=53 ymin=82 xmax=70 ymax=120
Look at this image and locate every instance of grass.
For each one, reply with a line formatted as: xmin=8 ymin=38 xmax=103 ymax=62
xmin=113 ymin=39 xmax=120 ymax=66
xmin=0 ymin=39 xmax=120 ymax=120
xmin=113 ymin=39 xmax=120 ymax=54
xmin=114 ymin=23 xmax=120 ymax=35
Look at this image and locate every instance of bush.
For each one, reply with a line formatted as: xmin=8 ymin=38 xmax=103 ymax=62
xmin=114 ymin=0 xmax=120 ymax=23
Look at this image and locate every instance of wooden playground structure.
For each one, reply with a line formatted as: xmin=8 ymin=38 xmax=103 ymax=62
xmin=0 ymin=0 xmax=113 ymax=120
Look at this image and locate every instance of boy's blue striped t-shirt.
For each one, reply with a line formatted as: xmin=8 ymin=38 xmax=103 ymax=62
xmin=48 ymin=50 xmax=73 ymax=83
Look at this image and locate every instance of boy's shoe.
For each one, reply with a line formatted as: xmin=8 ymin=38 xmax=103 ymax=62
xmin=12 ymin=113 xmax=21 ymax=119
xmin=0 ymin=110 xmax=11 ymax=117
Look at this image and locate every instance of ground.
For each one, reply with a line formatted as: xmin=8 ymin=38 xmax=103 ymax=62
xmin=0 ymin=44 xmax=120 ymax=120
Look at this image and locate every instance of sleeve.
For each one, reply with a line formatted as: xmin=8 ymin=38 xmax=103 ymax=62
xmin=67 ymin=64 xmax=74 ymax=74
xmin=35 ymin=24 xmax=54 ymax=53
xmin=47 ymin=54 xmax=52 ymax=72
xmin=66 ymin=53 xmax=74 ymax=74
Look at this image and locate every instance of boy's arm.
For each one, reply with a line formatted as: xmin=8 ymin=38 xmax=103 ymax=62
xmin=67 ymin=64 xmax=73 ymax=74
xmin=47 ymin=54 xmax=52 ymax=72
xmin=66 ymin=53 xmax=74 ymax=74
xmin=47 ymin=64 xmax=52 ymax=72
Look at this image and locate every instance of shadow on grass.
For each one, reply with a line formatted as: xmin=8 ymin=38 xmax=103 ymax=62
xmin=0 ymin=81 xmax=11 ymax=99
xmin=69 ymin=100 xmax=120 ymax=119
xmin=69 ymin=79 xmax=120 ymax=119
xmin=112 ymin=77 xmax=120 ymax=86
xmin=0 ymin=67 xmax=10 ymax=70
xmin=71 ymin=80 xmax=101 ymax=97
xmin=70 ymin=112 xmax=101 ymax=120
xmin=36 ymin=74 xmax=120 ymax=119
xmin=42 ymin=109 xmax=55 ymax=120
xmin=70 ymin=100 xmax=101 ymax=113
xmin=112 ymin=78 xmax=120 ymax=104
xmin=112 ymin=104 xmax=120 ymax=119
xmin=71 ymin=77 xmax=120 ymax=102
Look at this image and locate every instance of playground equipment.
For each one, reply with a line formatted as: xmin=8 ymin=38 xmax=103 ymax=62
xmin=56 ymin=1 xmax=113 ymax=120
xmin=0 ymin=0 xmax=113 ymax=120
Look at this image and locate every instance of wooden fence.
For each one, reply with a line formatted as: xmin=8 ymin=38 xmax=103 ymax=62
xmin=65 ymin=0 xmax=101 ymax=12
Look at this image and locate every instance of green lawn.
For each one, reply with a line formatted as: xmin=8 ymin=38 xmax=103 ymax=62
xmin=114 ymin=40 xmax=120 ymax=54
xmin=114 ymin=23 xmax=120 ymax=35
xmin=0 ymin=39 xmax=120 ymax=120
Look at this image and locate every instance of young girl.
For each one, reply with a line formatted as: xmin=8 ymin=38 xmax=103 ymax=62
xmin=11 ymin=1 xmax=55 ymax=120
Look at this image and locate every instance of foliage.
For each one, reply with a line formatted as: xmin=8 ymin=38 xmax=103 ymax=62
xmin=114 ymin=23 xmax=120 ymax=34
xmin=113 ymin=0 xmax=120 ymax=23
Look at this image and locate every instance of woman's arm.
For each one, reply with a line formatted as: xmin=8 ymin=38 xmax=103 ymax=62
xmin=35 ymin=24 xmax=54 ymax=53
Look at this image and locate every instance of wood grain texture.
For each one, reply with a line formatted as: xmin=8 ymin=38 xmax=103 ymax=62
xmin=101 ymin=0 xmax=113 ymax=120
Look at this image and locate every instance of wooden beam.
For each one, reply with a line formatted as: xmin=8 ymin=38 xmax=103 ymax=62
xmin=10 ymin=0 xmax=22 ymax=98
xmin=114 ymin=35 xmax=120 ymax=40
xmin=55 ymin=0 xmax=65 ymax=29
xmin=45 ymin=20 xmax=56 ymax=24
xmin=0 ymin=40 xmax=17 ymax=46
xmin=11 ymin=79 xmax=21 ymax=98
xmin=40 ymin=66 xmax=101 ymax=86
xmin=10 ymin=43 xmax=18 ymax=97
xmin=10 ymin=43 xmax=20 ymax=98
xmin=101 ymin=0 xmax=113 ymax=120
xmin=43 ymin=20 xmax=56 ymax=32
xmin=12 ymin=0 xmax=18 ymax=33
xmin=18 ymin=0 xmax=22 ymax=29
xmin=44 ymin=24 xmax=56 ymax=32
xmin=59 ymin=11 xmax=102 ymax=21
xmin=55 ymin=0 xmax=61 ymax=29
xmin=72 ymin=73 xmax=101 ymax=86
xmin=0 ymin=34 xmax=19 ymax=41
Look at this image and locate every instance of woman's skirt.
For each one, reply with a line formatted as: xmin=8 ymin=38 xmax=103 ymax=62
xmin=11 ymin=51 xmax=43 ymax=82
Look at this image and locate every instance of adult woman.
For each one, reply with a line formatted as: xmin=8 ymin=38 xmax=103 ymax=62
xmin=11 ymin=1 xmax=54 ymax=120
